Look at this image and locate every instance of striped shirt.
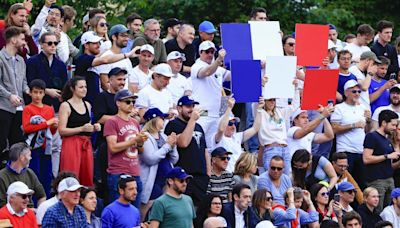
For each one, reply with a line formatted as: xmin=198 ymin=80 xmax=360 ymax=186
xmin=207 ymin=170 xmax=235 ymax=203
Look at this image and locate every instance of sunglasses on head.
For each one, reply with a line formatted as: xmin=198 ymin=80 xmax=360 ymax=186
xmin=270 ymin=166 xmax=283 ymax=171
xmin=351 ymin=89 xmax=362 ymax=94
xmin=45 ymin=41 xmax=59 ymax=46
xmin=120 ymin=174 xmax=132 ymax=179
xmin=287 ymin=42 xmax=295 ymax=47
xmin=203 ymin=49 xmax=215 ymax=54
xmin=99 ymin=22 xmax=109 ymax=27
xmin=123 ymin=100 xmax=135 ymax=105
xmin=218 ymin=156 xmax=231 ymax=161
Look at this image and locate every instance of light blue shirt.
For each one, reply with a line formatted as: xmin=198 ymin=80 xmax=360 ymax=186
xmin=257 ymin=172 xmax=292 ymax=205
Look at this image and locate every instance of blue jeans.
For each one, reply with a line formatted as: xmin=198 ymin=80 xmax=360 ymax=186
xmin=107 ymin=174 xmax=142 ymax=208
xmin=245 ymin=103 xmax=259 ymax=152
xmin=263 ymin=146 xmax=291 ymax=175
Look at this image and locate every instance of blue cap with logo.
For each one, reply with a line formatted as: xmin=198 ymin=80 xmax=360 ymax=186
xmin=337 ymin=181 xmax=355 ymax=192
xmin=199 ymin=21 xmax=217 ymax=33
xmin=177 ymin=96 xmax=199 ymax=106
xmin=109 ymin=24 xmax=130 ymax=37
xmin=143 ymin=108 xmax=169 ymax=121
xmin=114 ymin=89 xmax=138 ymax=103
xmin=166 ymin=167 xmax=193 ymax=179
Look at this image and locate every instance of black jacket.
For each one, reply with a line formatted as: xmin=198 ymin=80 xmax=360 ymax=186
xmin=222 ymin=202 xmax=250 ymax=228
xmin=357 ymin=203 xmax=382 ymax=228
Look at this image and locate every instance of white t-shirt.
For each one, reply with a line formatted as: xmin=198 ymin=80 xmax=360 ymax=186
xmin=212 ymin=132 xmax=244 ymax=173
xmin=380 ymin=205 xmax=400 ymax=228
xmin=36 ymin=196 xmax=59 ymax=225
xmin=167 ymin=73 xmax=192 ymax=105
xmin=258 ymin=108 xmax=291 ymax=145
xmin=287 ymin=126 xmax=316 ymax=157
xmin=372 ymin=105 xmax=400 ymax=121
xmin=135 ymin=84 xmax=173 ymax=113
xmin=191 ymin=59 xmax=229 ymax=117
xmin=93 ymin=49 xmax=134 ymax=90
xmin=344 ymin=43 xmax=371 ymax=63
xmin=100 ymin=40 xmax=112 ymax=54
xmin=349 ymin=65 xmax=370 ymax=109
xmin=331 ymin=102 xmax=367 ymax=153
xmin=131 ymin=65 xmax=153 ymax=91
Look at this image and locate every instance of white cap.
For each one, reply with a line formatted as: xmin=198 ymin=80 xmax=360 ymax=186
xmin=153 ymin=63 xmax=174 ymax=77
xmin=255 ymin=221 xmax=276 ymax=228
xmin=290 ymin=109 xmax=307 ymax=122
xmin=343 ymin=79 xmax=360 ymax=91
xmin=7 ymin=181 xmax=34 ymax=196
xmin=140 ymin=44 xmax=155 ymax=55
xmin=57 ymin=177 xmax=85 ymax=193
xmin=167 ymin=51 xmax=186 ymax=61
xmin=82 ymin=14 xmax=89 ymax=24
xmin=228 ymin=114 xmax=240 ymax=123
xmin=199 ymin=40 xmax=216 ymax=53
xmin=81 ymin=31 xmax=103 ymax=45
xmin=328 ymin=40 xmax=337 ymax=50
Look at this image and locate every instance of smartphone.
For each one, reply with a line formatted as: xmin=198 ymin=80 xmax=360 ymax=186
xmin=200 ymin=110 xmax=208 ymax=117
xmin=334 ymin=193 xmax=340 ymax=202
xmin=288 ymin=98 xmax=293 ymax=105
xmin=328 ymin=99 xmax=334 ymax=107
xmin=390 ymin=73 xmax=397 ymax=80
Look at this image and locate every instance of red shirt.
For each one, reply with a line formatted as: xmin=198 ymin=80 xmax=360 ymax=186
xmin=0 ymin=205 xmax=38 ymax=228
xmin=22 ymin=103 xmax=56 ymax=134
xmin=104 ymin=115 xmax=141 ymax=176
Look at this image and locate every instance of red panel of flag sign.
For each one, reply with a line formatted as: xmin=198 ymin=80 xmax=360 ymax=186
xmin=295 ymin=24 xmax=329 ymax=66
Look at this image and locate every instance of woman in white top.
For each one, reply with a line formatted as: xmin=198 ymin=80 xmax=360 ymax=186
xmin=89 ymin=15 xmax=111 ymax=54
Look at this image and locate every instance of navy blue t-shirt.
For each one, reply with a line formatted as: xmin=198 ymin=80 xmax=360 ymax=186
xmin=75 ymin=54 xmax=99 ymax=104
xmin=337 ymin=73 xmax=358 ymax=96
xmin=93 ymin=91 xmax=117 ymax=146
xmin=164 ymin=118 xmax=207 ymax=175
xmin=363 ymin=131 xmax=394 ymax=182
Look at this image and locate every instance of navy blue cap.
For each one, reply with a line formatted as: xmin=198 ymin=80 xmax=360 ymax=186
xmin=337 ymin=181 xmax=355 ymax=191
xmin=166 ymin=167 xmax=193 ymax=179
xmin=211 ymin=147 xmax=232 ymax=157
xmin=114 ymin=89 xmax=138 ymax=103
xmin=143 ymin=108 xmax=169 ymax=121
xmin=109 ymin=24 xmax=130 ymax=37
xmin=177 ymin=96 xmax=199 ymax=106
xmin=108 ymin=67 xmax=127 ymax=78
xmin=328 ymin=24 xmax=337 ymax=30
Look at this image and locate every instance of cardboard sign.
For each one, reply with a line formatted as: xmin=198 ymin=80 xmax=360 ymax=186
xmin=249 ymin=21 xmax=284 ymax=59
xmin=295 ymin=24 xmax=329 ymax=66
xmin=231 ymin=60 xmax=262 ymax=102
xmin=263 ymin=56 xmax=297 ymax=99
xmin=220 ymin=23 xmax=253 ymax=64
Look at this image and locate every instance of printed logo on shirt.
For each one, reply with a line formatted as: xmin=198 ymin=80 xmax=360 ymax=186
xmin=124 ymin=133 xmax=138 ymax=158
xmin=192 ymin=131 xmax=203 ymax=147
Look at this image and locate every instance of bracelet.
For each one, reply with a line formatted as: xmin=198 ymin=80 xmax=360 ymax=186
xmin=319 ymin=114 xmax=325 ymax=121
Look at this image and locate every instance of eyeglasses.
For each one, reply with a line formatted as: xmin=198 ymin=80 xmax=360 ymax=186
xmin=270 ymin=166 xmax=283 ymax=171
xmin=335 ymin=163 xmax=349 ymax=170
xmin=176 ymin=178 xmax=190 ymax=184
xmin=123 ymin=100 xmax=135 ymax=105
xmin=203 ymin=49 xmax=215 ymax=54
xmin=18 ymin=194 xmax=29 ymax=199
xmin=287 ymin=42 xmax=295 ymax=47
xmin=320 ymin=192 xmax=330 ymax=197
xmin=345 ymin=190 xmax=356 ymax=194
xmin=266 ymin=196 xmax=273 ymax=201
xmin=211 ymin=202 xmax=222 ymax=205
xmin=218 ymin=156 xmax=231 ymax=161
xmin=351 ymin=90 xmax=362 ymax=94
xmin=99 ymin=22 xmax=109 ymax=27
xmin=45 ymin=41 xmax=59 ymax=46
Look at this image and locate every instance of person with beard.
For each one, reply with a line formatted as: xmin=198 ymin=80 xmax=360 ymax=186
xmin=372 ymin=85 xmax=400 ymax=131
xmin=148 ymin=167 xmax=196 ymax=228
xmin=336 ymin=50 xmax=358 ymax=102
xmin=331 ymin=80 xmax=371 ymax=190
xmin=101 ymin=175 xmax=140 ymax=228
xmin=164 ymin=96 xmax=211 ymax=207
xmin=363 ymin=110 xmax=400 ymax=212
xmin=75 ymin=29 xmax=139 ymax=104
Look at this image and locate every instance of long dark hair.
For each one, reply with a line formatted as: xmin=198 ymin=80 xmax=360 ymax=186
xmin=291 ymin=149 xmax=311 ymax=188
xmin=61 ymin=76 xmax=86 ymax=101
xmin=194 ymin=194 xmax=223 ymax=228
xmin=310 ymin=183 xmax=327 ymax=208
xmin=252 ymin=189 xmax=273 ymax=218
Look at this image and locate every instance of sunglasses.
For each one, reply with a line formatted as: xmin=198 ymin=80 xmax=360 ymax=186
xmin=99 ymin=22 xmax=109 ymax=27
xmin=351 ymin=90 xmax=362 ymax=94
xmin=228 ymin=121 xmax=238 ymax=127
xmin=45 ymin=41 xmax=59 ymax=46
xmin=18 ymin=194 xmax=29 ymax=199
xmin=345 ymin=190 xmax=356 ymax=194
xmin=266 ymin=196 xmax=273 ymax=201
xmin=203 ymin=49 xmax=215 ymax=54
xmin=218 ymin=156 xmax=231 ymax=161
xmin=176 ymin=178 xmax=190 ymax=184
xmin=320 ymin=192 xmax=330 ymax=197
xmin=123 ymin=100 xmax=135 ymax=105
xmin=287 ymin=42 xmax=295 ymax=47
xmin=270 ymin=166 xmax=283 ymax=171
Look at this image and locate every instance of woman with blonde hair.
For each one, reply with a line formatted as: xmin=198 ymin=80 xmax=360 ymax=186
xmin=357 ymin=187 xmax=382 ymax=228
xmin=139 ymin=108 xmax=179 ymax=220
xmin=233 ymin=152 xmax=258 ymax=193
xmin=89 ymin=15 xmax=111 ymax=53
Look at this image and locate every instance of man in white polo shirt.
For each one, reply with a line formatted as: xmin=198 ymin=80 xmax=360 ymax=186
xmin=191 ymin=41 xmax=231 ymax=147
xmin=130 ymin=44 xmax=154 ymax=93
xmin=136 ymin=63 xmax=174 ymax=122
xmin=166 ymin=51 xmax=192 ymax=105
xmin=331 ymin=79 xmax=371 ymax=189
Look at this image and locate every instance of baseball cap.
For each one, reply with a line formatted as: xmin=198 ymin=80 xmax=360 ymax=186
xmin=153 ymin=63 xmax=174 ymax=77
xmin=7 ymin=181 xmax=34 ymax=196
xmin=199 ymin=20 xmax=217 ymax=33
xmin=343 ymin=80 xmax=360 ymax=91
xmin=57 ymin=177 xmax=85 ymax=193
xmin=391 ymin=188 xmax=400 ymax=199
xmin=164 ymin=18 xmax=181 ymax=29
xmin=143 ymin=108 xmax=169 ymax=121
xmin=167 ymin=51 xmax=186 ymax=61
xmin=328 ymin=24 xmax=337 ymax=30
xmin=177 ymin=96 xmax=199 ymax=106
xmin=328 ymin=40 xmax=337 ymax=50
xmin=81 ymin=31 xmax=103 ymax=45
xmin=108 ymin=67 xmax=127 ymax=78
xmin=166 ymin=167 xmax=193 ymax=179
xmin=140 ymin=44 xmax=155 ymax=55
xmin=109 ymin=24 xmax=129 ymax=37
xmin=291 ymin=109 xmax=307 ymax=122
xmin=228 ymin=114 xmax=240 ymax=123
xmin=82 ymin=14 xmax=89 ymax=24
xmin=255 ymin=221 xmax=275 ymax=228
xmin=390 ymin=84 xmax=400 ymax=93
xmin=211 ymin=147 xmax=232 ymax=157
xmin=337 ymin=181 xmax=355 ymax=192
xmin=114 ymin=89 xmax=138 ymax=103
xmin=199 ymin=41 xmax=217 ymax=53
xmin=360 ymin=51 xmax=381 ymax=63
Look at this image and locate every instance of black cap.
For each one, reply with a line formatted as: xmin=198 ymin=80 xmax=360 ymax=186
xmin=108 ymin=67 xmax=128 ymax=78
xmin=211 ymin=147 xmax=232 ymax=157
xmin=164 ymin=18 xmax=181 ymax=30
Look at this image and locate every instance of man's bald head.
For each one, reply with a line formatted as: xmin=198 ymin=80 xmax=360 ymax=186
xmin=203 ymin=216 xmax=227 ymax=228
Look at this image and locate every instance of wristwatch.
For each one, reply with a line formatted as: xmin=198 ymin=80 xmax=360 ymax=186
xmin=384 ymin=154 xmax=388 ymax=160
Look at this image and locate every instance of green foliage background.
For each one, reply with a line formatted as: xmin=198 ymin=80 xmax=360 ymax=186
xmin=1 ymin=0 xmax=400 ymax=43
